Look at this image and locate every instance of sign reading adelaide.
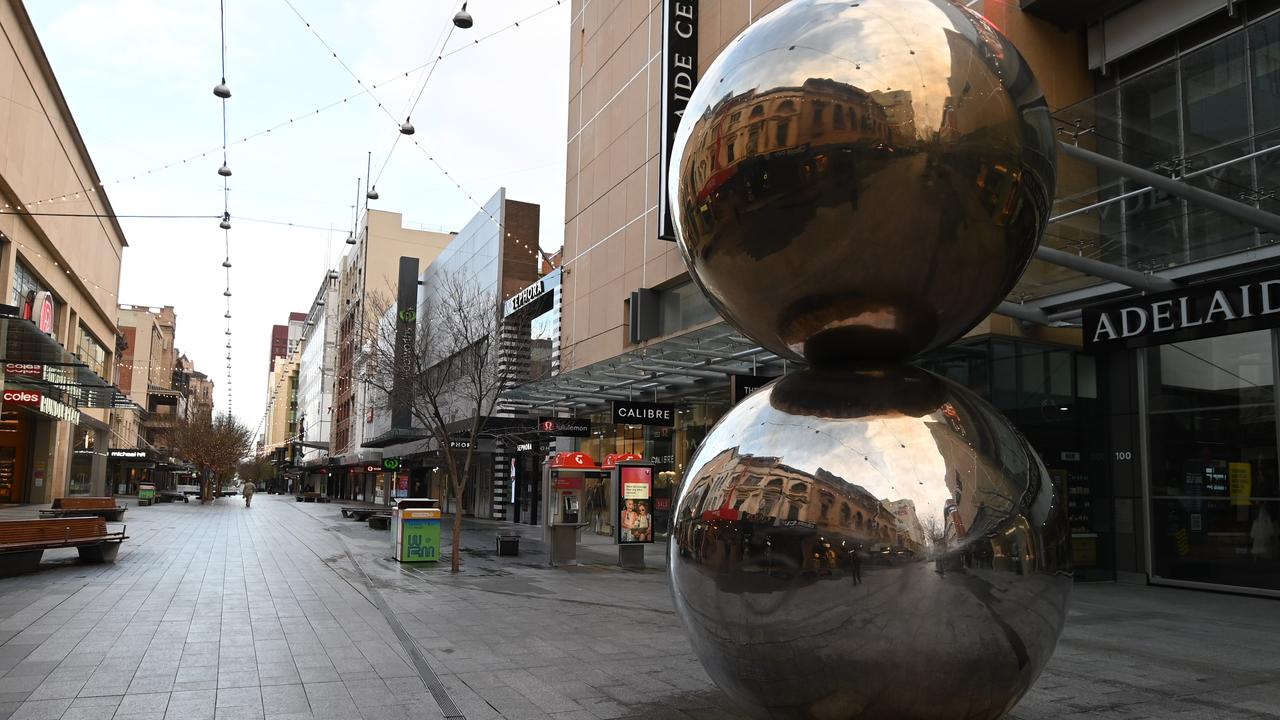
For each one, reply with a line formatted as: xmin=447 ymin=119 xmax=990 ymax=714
xmin=658 ymin=0 xmax=698 ymax=241
xmin=1083 ymin=274 xmax=1280 ymax=351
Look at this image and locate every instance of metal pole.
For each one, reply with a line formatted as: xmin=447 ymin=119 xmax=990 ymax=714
xmin=1058 ymin=142 xmax=1280 ymax=237
xmin=1050 ymin=142 xmax=1280 ymax=225
xmin=1033 ymin=245 xmax=1178 ymax=293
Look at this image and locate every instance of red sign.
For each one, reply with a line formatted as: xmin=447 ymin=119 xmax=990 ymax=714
xmin=4 ymin=363 xmax=43 ymax=378
xmin=549 ymin=452 xmax=596 ymax=469
xmin=24 ymin=292 xmax=54 ymax=335
xmin=2 ymin=389 xmax=41 ymax=407
xmin=602 ymin=453 xmax=642 ymax=469
xmin=552 ymin=474 xmax=584 ymax=491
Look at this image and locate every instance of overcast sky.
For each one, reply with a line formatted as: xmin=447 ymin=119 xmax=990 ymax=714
xmin=26 ymin=0 xmax=570 ymax=436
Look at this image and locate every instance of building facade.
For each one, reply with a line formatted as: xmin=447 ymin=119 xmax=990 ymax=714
xmin=504 ymin=0 xmax=1280 ymax=595
xmin=0 ymin=0 xmax=131 ymax=503
xmin=269 ymin=312 xmax=307 ymax=373
xmin=294 ymin=272 xmax=339 ymax=493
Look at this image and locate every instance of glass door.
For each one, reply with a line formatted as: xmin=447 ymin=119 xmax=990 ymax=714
xmin=1145 ymin=329 xmax=1280 ymax=593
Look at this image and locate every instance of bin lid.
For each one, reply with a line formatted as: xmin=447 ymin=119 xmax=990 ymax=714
xmin=394 ymin=497 xmax=440 ymax=509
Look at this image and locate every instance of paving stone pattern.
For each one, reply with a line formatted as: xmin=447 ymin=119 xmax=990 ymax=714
xmin=1 ymin=496 xmax=1278 ymax=719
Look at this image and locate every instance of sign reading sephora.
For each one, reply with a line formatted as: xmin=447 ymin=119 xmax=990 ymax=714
xmin=658 ymin=0 xmax=698 ymax=241
xmin=1084 ymin=275 xmax=1280 ymax=351
xmin=613 ymin=400 xmax=675 ymax=427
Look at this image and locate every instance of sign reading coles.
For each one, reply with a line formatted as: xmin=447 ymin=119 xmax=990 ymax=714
xmin=1084 ymin=273 xmax=1280 ymax=351
xmin=658 ymin=0 xmax=698 ymax=241
xmin=613 ymin=400 xmax=675 ymax=427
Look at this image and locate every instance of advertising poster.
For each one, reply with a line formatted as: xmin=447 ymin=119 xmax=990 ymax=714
xmin=618 ymin=464 xmax=655 ymax=544
xmin=1229 ymin=462 xmax=1252 ymax=506
xmin=395 ymin=474 xmax=410 ymax=499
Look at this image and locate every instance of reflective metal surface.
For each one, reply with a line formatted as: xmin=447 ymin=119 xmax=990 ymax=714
xmin=669 ymin=0 xmax=1057 ymax=363
xmin=669 ymin=366 xmax=1072 ymax=719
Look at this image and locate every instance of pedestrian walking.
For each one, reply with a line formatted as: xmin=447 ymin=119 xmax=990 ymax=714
xmin=242 ymin=480 xmax=256 ymax=508
xmin=850 ymin=548 xmax=862 ymax=585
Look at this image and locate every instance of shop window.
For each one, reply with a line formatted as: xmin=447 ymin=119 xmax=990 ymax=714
xmin=1147 ymin=330 xmax=1279 ymax=591
xmin=77 ymin=325 xmax=108 ymax=379
xmin=12 ymin=261 xmax=58 ymax=339
xmin=776 ymin=121 xmax=790 ymax=147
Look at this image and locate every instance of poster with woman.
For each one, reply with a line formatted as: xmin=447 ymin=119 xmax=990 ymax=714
xmin=618 ymin=464 xmax=655 ymax=544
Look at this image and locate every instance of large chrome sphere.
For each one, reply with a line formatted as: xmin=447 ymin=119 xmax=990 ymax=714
xmin=669 ymin=0 xmax=1057 ymax=363
xmin=669 ymin=366 xmax=1071 ymax=719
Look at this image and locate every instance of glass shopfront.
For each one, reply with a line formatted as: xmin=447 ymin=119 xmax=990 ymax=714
xmin=574 ymin=391 xmax=732 ymax=540
xmin=1144 ymin=330 xmax=1280 ymax=592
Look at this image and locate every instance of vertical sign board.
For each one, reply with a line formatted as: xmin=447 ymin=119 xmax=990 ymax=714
xmin=392 ymin=257 xmax=420 ymax=430
xmin=399 ymin=507 xmax=441 ymax=562
xmin=658 ymin=0 xmax=698 ymax=241
xmin=618 ymin=463 xmax=656 ymax=544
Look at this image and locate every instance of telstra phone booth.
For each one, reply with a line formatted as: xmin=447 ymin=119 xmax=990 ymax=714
xmin=543 ymin=452 xmax=605 ymax=566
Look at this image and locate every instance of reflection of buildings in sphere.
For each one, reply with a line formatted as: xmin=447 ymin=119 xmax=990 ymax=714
xmin=669 ymin=367 xmax=1071 ymax=718
xmin=668 ymin=0 xmax=1057 ymax=364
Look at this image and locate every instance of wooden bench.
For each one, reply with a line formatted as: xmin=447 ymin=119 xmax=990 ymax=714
xmin=295 ymin=492 xmax=330 ymax=503
xmin=39 ymin=497 xmax=126 ymax=522
xmin=368 ymin=514 xmax=391 ymax=530
xmin=341 ymin=507 xmax=392 ymax=522
xmin=0 ymin=518 xmax=128 ymax=577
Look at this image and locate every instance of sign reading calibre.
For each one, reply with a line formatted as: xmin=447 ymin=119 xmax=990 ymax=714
xmin=613 ymin=400 xmax=675 ymax=427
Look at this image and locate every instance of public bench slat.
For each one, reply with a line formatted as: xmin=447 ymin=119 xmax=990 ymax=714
xmin=0 ymin=518 xmax=128 ymax=575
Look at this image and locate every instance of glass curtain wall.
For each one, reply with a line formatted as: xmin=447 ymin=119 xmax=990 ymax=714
xmin=918 ymin=339 xmax=1110 ymax=579
xmin=1055 ymin=6 xmax=1280 ymax=272
xmin=1145 ymin=330 xmax=1280 ymax=592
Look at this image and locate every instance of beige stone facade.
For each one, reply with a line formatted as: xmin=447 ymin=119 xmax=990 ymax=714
xmin=561 ymin=1 xmax=1097 ymax=372
xmin=0 ymin=0 xmax=126 ymax=501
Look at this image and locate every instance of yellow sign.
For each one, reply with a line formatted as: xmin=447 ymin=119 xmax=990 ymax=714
xmin=1228 ymin=462 xmax=1252 ymax=506
xmin=402 ymin=508 xmax=441 ymax=519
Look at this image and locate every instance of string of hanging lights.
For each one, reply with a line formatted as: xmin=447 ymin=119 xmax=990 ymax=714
xmin=11 ymin=0 xmax=563 ymax=212
xmin=216 ymin=0 xmax=235 ymax=418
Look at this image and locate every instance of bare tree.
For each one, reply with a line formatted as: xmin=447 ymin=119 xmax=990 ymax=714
xmin=170 ymin=413 xmax=253 ymax=503
xmin=362 ymin=273 xmax=513 ymax=573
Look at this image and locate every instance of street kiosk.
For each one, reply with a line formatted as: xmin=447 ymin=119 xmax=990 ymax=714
xmin=543 ymin=452 xmax=605 ymax=566
xmin=391 ymin=498 xmax=441 ymax=563
xmin=610 ymin=458 xmax=655 ymax=569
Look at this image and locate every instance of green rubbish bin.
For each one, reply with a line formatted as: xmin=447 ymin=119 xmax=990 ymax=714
xmin=392 ymin=499 xmax=441 ymax=563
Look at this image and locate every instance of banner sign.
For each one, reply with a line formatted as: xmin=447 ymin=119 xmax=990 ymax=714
xmin=613 ymin=400 xmax=675 ymax=427
xmin=1083 ymin=274 xmax=1280 ymax=351
xmin=658 ymin=0 xmax=698 ymax=241
xmin=539 ymin=416 xmax=591 ymax=437
xmin=730 ymin=373 xmax=777 ymax=404
xmin=617 ymin=463 xmax=656 ymax=544
xmin=392 ymin=257 xmax=420 ymax=430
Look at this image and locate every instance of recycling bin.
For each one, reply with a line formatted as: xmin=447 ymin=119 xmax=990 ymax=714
xmin=138 ymin=483 xmax=156 ymax=506
xmin=392 ymin=498 xmax=441 ymax=563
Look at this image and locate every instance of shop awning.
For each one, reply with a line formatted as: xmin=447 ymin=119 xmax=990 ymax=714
xmin=500 ymin=321 xmax=790 ymax=412
xmin=0 ymin=315 xmax=136 ymax=409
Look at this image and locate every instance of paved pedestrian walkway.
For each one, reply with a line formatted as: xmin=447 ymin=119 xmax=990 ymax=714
xmin=0 ymin=495 xmax=1277 ymax=719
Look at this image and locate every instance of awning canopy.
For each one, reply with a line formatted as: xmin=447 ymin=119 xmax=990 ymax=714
xmin=500 ymin=322 xmax=789 ymax=412
xmin=0 ymin=315 xmax=136 ymax=409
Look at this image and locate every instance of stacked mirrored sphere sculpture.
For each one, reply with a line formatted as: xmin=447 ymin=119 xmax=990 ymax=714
xmin=666 ymin=1 xmax=1071 ymax=718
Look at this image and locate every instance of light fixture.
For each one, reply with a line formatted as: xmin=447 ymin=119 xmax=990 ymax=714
xmin=366 ymin=187 xmax=379 ymax=200
xmin=218 ymin=164 xmax=232 ymax=177
xmin=316 ymin=300 xmax=326 ymax=306
xmin=223 ymin=289 xmax=232 ymax=297
xmin=222 ymin=259 xmax=232 ymax=268
xmin=225 ymin=329 xmax=231 ymax=335
xmin=220 ymin=212 xmax=231 ymax=230
xmin=213 ymin=83 xmax=231 ymax=99
xmin=453 ymin=2 xmax=473 ymax=28
xmin=345 ymin=233 xmax=357 ymax=245
xmin=399 ymin=121 xmax=415 ymax=135
xmin=224 ymin=312 xmax=231 ymax=319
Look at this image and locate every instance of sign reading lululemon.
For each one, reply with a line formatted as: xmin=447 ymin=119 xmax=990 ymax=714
xmin=658 ymin=0 xmax=698 ymax=241
xmin=538 ymin=416 xmax=591 ymax=437
xmin=1083 ymin=274 xmax=1280 ymax=351
xmin=613 ymin=400 xmax=675 ymax=427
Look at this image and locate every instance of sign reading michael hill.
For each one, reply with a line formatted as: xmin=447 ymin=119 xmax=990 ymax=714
xmin=1083 ymin=274 xmax=1280 ymax=351
xmin=658 ymin=0 xmax=698 ymax=241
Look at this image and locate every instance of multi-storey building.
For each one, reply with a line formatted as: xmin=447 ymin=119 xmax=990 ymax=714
xmin=501 ymin=0 xmax=1280 ymax=595
xmin=328 ymin=209 xmax=454 ymax=495
xmin=294 ymin=272 xmax=339 ymax=493
xmin=268 ymin=312 xmax=307 ymax=373
xmin=0 ymin=0 xmax=130 ymax=502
